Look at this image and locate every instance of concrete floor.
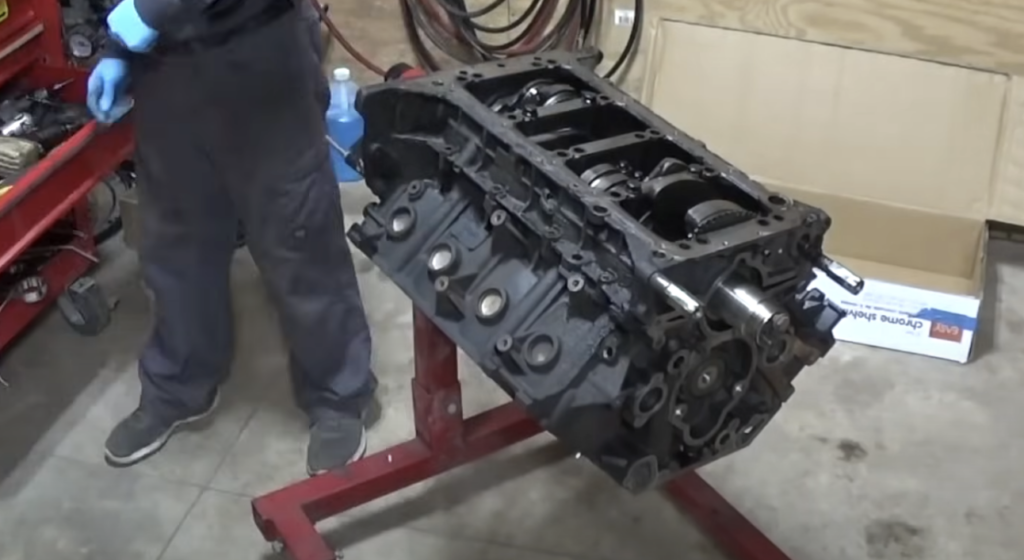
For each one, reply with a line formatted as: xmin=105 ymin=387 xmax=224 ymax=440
xmin=2 ymin=4 xmax=1024 ymax=559
xmin=2 ymin=181 xmax=1024 ymax=560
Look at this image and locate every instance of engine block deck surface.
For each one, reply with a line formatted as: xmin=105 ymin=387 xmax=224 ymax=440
xmin=349 ymin=51 xmax=859 ymax=492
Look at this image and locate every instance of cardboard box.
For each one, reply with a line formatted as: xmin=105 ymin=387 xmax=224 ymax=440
xmin=641 ymin=21 xmax=1024 ymax=363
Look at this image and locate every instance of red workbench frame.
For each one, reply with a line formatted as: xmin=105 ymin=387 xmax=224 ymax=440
xmin=0 ymin=1 xmax=134 ymax=353
xmin=252 ymin=309 xmax=793 ymax=560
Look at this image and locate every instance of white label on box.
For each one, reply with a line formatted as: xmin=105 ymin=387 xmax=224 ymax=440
xmin=809 ymin=272 xmax=982 ymax=363
xmin=613 ymin=9 xmax=635 ymax=26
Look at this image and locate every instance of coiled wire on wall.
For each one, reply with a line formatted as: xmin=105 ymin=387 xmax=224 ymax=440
xmin=310 ymin=0 xmax=644 ymax=80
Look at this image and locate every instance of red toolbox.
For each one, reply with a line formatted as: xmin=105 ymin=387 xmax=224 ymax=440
xmin=0 ymin=1 xmax=133 ymax=354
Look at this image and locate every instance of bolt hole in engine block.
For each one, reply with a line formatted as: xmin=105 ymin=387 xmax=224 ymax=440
xmin=348 ymin=51 xmax=862 ymax=492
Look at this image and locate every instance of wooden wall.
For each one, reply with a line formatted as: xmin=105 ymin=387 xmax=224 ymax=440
xmin=507 ymin=0 xmax=1024 ymax=97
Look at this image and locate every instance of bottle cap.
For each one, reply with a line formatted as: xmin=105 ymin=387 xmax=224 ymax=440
xmin=333 ymin=67 xmax=351 ymax=81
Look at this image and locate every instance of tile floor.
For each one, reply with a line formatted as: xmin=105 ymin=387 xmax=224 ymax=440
xmin=2 ymin=184 xmax=1024 ymax=560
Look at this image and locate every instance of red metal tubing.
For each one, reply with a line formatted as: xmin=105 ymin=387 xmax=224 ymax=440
xmin=252 ymin=405 xmax=541 ymax=560
xmin=665 ymin=473 xmax=793 ymax=560
xmin=0 ymin=120 xmax=130 ymax=272
xmin=251 ymin=310 xmax=793 ymax=560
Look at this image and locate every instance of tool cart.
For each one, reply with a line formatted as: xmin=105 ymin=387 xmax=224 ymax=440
xmin=0 ymin=0 xmax=133 ymax=354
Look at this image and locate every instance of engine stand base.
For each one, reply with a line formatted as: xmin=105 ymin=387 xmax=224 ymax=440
xmin=251 ymin=309 xmax=793 ymax=560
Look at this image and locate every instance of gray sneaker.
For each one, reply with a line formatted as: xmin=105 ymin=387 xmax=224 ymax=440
xmin=104 ymin=391 xmax=220 ymax=466
xmin=307 ymin=415 xmax=367 ymax=476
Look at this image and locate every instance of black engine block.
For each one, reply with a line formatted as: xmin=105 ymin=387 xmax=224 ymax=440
xmin=348 ymin=51 xmax=862 ymax=493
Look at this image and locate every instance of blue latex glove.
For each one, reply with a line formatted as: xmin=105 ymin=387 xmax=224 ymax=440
xmin=107 ymin=0 xmax=159 ymax=53
xmin=87 ymin=58 xmax=134 ymax=124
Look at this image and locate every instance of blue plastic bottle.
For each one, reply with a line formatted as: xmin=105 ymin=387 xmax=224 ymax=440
xmin=326 ymin=67 xmax=364 ymax=183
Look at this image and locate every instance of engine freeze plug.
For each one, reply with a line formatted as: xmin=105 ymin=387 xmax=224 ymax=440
xmin=386 ymin=207 xmax=416 ymax=239
xmin=476 ymin=288 xmax=508 ymax=322
xmin=427 ymin=243 xmax=458 ymax=275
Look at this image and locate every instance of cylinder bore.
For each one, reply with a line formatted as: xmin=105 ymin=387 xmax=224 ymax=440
xmin=476 ymin=288 xmax=508 ymax=322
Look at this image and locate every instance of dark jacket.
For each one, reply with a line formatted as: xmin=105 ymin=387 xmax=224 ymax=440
xmin=106 ymin=0 xmax=310 ymax=57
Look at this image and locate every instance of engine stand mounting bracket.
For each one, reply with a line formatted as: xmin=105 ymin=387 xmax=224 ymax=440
xmin=347 ymin=50 xmax=856 ymax=493
xmin=250 ymin=309 xmax=793 ymax=560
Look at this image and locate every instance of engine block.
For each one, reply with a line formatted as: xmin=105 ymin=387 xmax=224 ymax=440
xmin=348 ymin=51 xmax=862 ymax=493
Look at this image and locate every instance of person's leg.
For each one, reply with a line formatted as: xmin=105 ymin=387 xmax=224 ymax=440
xmin=104 ymin=55 xmax=238 ymax=466
xmin=200 ymin=10 xmax=377 ymax=473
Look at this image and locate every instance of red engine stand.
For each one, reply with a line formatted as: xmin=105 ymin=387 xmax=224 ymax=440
xmin=252 ymin=309 xmax=793 ymax=560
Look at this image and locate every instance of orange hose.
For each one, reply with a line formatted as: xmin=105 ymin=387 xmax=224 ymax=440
xmin=308 ymin=0 xmax=387 ymax=76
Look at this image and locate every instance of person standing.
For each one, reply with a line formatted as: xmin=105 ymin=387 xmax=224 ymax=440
xmin=86 ymin=0 xmax=377 ymax=475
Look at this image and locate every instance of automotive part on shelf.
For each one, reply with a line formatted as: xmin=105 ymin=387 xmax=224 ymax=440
xmin=0 ymin=79 xmax=128 ymax=241
xmin=348 ymin=51 xmax=861 ymax=493
xmin=0 ymin=81 xmax=90 ymax=164
xmin=0 ymin=136 xmax=43 ymax=175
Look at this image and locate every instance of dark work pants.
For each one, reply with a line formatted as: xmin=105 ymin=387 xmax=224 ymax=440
xmin=131 ymin=9 xmax=376 ymax=423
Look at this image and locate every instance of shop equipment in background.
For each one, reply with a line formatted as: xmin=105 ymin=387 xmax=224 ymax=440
xmin=0 ymin=0 xmax=133 ymax=355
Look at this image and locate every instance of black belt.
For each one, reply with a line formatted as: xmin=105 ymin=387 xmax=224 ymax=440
xmin=154 ymin=0 xmax=294 ymax=56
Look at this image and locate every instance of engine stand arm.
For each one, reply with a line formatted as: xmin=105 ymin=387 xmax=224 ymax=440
xmin=251 ymin=308 xmax=792 ymax=560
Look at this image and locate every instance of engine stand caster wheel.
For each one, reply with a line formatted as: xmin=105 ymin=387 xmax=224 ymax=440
xmin=57 ymin=276 xmax=113 ymax=336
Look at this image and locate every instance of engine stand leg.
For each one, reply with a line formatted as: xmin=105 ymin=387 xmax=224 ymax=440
xmin=252 ymin=308 xmax=791 ymax=560
xmin=252 ymin=308 xmax=541 ymax=560
xmin=410 ymin=309 xmax=465 ymax=453
xmin=665 ymin=473 xmax=793 ymax=560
